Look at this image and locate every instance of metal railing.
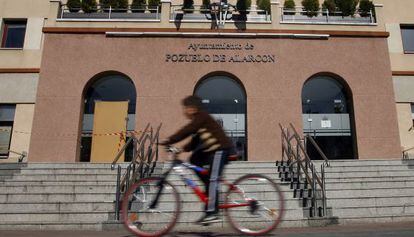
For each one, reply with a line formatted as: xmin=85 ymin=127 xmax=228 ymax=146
xmin=281 ymin=7 xmax=376 ymax=25
xmin=111 ymin=123 xmax=162 ymax=220
xmin=59 ymin=4 xmax=161 ymax=20
xmin=402 ymin=146 xmax=414 ymax=160
xmin=279 ymin=123 xmax=329 ymax=217
xmin=4 ymin=150 xmax=27 ymax=162
xmin=170 ymin=4 xmax=270 ymax=22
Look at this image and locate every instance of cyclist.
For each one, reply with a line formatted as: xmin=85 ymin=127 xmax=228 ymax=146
xmin=161 ymin=95 xmax=235 ymax=225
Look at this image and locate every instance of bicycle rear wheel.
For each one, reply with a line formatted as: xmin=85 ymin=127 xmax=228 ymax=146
xmin=224 ymin=174 xmax=284 ymax=236
xmin=122 ymin=177 xmax=180 ymax=237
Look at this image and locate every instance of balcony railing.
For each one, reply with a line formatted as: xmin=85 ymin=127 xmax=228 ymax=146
xmin=170 ymin=4 xmax=270 ymax=23
xmin=58 ymin=4 xmax=161 ymax=20
xmin=281 ymin=7 xmax=376 ymax=25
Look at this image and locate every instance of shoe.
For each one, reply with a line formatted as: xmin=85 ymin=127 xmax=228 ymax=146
xmin=195 ymin=213 xmax=220 ymax=226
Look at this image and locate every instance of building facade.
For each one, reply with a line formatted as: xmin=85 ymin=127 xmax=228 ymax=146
xmin=1 ymin=0 xmax=413 ymax=162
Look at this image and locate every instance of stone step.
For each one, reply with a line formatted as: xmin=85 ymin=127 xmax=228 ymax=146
xmin=0 ymin=185 xmax=117 ymax=194
xmin=0 ymin=193 xmax=115 ymax=203
xmin=326 ymin=187 xmax=414 ymax=198
xmin=0 ymin=212 xmax=110 ymax=222
xmin=332 ymin=204 xmax=414 ymax=217
xmin=324 ymin=165 xmax=414 ymax=172
xmin=325 ymin=180 xmax=414 ymax=189
xmin=327 ymin=196 xmax=414 ymax=207
xmin=0 ymin=215 xmax=313 ymax=231
xmin=0 ymin=180 xmax=118 ymax=186
xmin=315 ymin=160 xmax=409 ymax=166
xmin=333 ymin=214 xmax=414 ymax=225
xmin=324 ymin=170 xmax=414 ymax=178
xmin=0 ymin=202 xmax=114 ymax=213
xmin=325 ymin=175 xmax=414 ymax=182
xmin=8 ymin=167 xmax=278 ymax=176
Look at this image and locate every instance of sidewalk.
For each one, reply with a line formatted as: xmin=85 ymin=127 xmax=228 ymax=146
xmin=1 ymin=222 xmax=414 ymax=237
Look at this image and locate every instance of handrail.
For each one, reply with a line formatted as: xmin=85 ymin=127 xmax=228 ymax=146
xmin=7 ymin=150 xmax=27 ymax=163
xmin=279 ymin=123 xmax=328 ymax=217
xmin=111 ymin=123 xmax=150 ymax=168
xmin=112 ymin=123 xmax=162 ymax=220
xmin=304 ymin=134 xmax=330 ymax=167
xmin=402 ymin=145 xmax=414 ymax=159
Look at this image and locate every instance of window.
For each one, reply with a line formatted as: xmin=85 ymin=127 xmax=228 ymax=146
xmin=401 ymin=25 xmax=414 ymax=54
xmin=1 ymin=19 xmax=27 ymax=48
xmin=0 ymin=105 xmax=16 ymax=157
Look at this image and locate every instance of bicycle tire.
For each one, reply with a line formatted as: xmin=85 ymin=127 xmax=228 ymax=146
xmin=121 ymin=177 xmax=181 ymax=237
xmin=224 ymin=174 xmax=285 ymax=236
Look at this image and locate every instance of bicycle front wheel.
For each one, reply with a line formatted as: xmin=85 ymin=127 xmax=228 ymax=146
xmin=224 ymin=174 xmax=285 ymax=236
xmin=121 ymin=177 xmax=181 ymax=237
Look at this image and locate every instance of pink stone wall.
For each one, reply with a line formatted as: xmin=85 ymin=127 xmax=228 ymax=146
xmin=29 ymin=33 xmax=401 ymax=162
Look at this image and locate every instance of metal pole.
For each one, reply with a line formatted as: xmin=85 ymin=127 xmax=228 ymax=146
xmin=115 ymin=165 xmax=121 ymax=220
xmin=322 ymin=164 xmax=327 ymax=216
xmin=312 ymin=164 xmax=317 ymax=217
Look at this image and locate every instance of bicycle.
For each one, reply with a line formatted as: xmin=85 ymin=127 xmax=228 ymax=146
xmin=121 ymin=146 xmax=285 ymax=237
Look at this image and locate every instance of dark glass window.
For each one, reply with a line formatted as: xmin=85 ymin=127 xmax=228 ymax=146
xmin=401 ymin=25 xmax=414 ymax=53
xmin=1 ymin=20 xmax=27 ymax=48
xmin=195 ymin=76 xmax=247 ymax=160
xmin=0 ymin=105 xmax=16 ymax=157
xmin=84 ymin=74 xmax=136 ymax=114
xmin=302 ymin=77 xmax=349 ymax=114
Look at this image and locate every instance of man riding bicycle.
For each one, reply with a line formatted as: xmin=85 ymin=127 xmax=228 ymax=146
xmin=161 ymin=95 xmax=235 ymax=225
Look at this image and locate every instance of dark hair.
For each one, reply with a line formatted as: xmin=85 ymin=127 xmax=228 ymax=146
xmin=182 ymin=95 xmax=203 ymax=109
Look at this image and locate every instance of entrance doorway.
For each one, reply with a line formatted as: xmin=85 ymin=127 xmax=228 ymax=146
xmin=194 ymin=74 xmax=247 ymax=160
xmin=301 ymin=75 xmax=357 ymax=159
xmin=81 ymin=72 xmax=136 ymax=162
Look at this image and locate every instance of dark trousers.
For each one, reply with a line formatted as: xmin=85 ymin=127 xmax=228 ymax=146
xmin=189 ymin=149 xmax=228 ymax=214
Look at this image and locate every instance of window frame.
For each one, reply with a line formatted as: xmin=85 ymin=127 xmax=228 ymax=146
xmin=0 ymin=121 xmax=13 ymax=157
xmin=401 ymin=24 xmax=414 ymax=54
xmin=1 ymin=19 xmax=27 ymax=49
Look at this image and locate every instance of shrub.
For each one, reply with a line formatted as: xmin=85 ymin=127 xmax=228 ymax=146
xmin=302 ymin=0 xmax=319 ymax=17
xmin=82 ymin=0 xmax=97 ymax=13
xmin=322 ymin=0 xmax=336 ymax=15
xmin=183 ymin=0 xmax=194 ymax=13
xmin=200 ymin=0 xmax=210 ymax=13
xmin=335 ymin=0 xmax=359 ymax=16
xmin=148 ymin=0 xmax=160 ymax=13
xmin=131 ymin=0 xmax=146 ymax=13
xmin=67 ymin=0 xmax=81 ymax=12
xmin=236 ymin=0 xmax=252 ymax=14
xmin=359 ymin=0 xmax=374 ymax=17
xmin=100 ymin=0 xmax=127 ymax=11
xmin=257 ymin=0 xmax=271 ymax=15
xmin=283 ymin=0 xmax=296 ymax=15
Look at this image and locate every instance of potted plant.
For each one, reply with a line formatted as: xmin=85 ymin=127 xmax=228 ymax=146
xmin=200 ymin=0 xmax=210 ymax=14
xmin=131 ymin=0 xmax=146 ymax=13
xmin=257 ymin=0 xmax=270 ymax=15
xmin=148 ymin=0 xmax=160 ymax=13
xmin=322 ymin=0 xmax=336 ymax=16
xmin=182 ymin=0 xmax=194 ymax=13
xmin=335 ymin=0 xmax=359 ymax=17
xmin=358 ymin=0 xmax=374 ymax=17
xmin=302 ymin=0 xmax=319 ymax=17
xmin=82 ymin=0 xmax=98 ymax=13
xmin=236 ymin=0 xmax=252 ymax=14
xmin=283 ymin=0 xmax=296 ymax=15
xmin=67 ymin=0 xmax=81 ymax=13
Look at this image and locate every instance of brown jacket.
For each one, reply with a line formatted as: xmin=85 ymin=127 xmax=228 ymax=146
xmin=165 ymin=110 xmax=233 ymax=152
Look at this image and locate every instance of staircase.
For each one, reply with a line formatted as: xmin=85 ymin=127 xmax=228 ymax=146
xmin=0 ymin=161 xmax=310 ymax=230
xmin=319 ymin=159 xmax=414 ymax=224
xmin=0 ymin=163 xmax=123 ymax=230
xmin=1 ymin=160 xmax=413 ymax=231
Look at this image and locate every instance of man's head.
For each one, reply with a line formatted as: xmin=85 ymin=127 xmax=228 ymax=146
xmin=182 ymin=95 xmax=203 ymax=119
